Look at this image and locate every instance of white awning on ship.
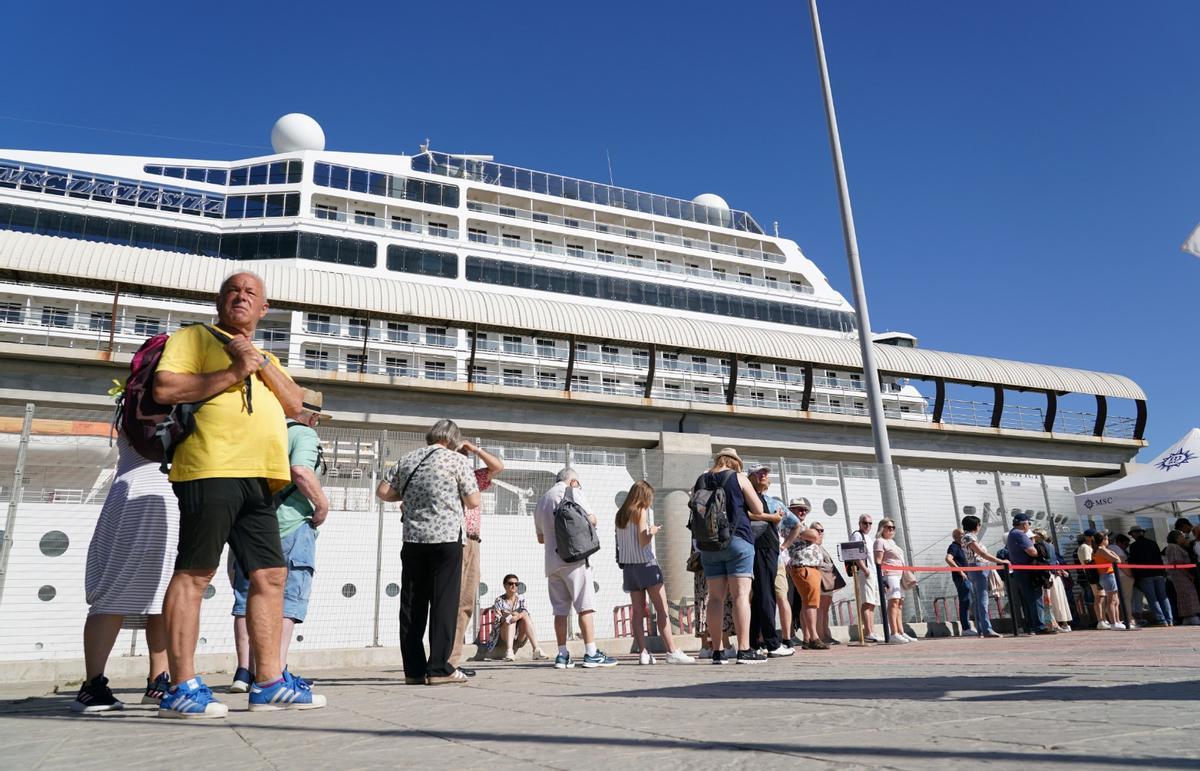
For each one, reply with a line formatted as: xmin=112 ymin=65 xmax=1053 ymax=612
xmin=0 ymin=229 xmax=1146 ymax=401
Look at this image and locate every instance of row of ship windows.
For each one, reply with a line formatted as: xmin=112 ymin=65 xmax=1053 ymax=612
xmin=0 ymin=303 xmax=165 ymax=335
xmin=412 ymin=152 xmax=765 ymax=234
xmin=144 ymin=161 xmax=304 ymax=187
xmin=0 ymin=202 xmax=850 ymax=333
xmin=312 ymin=163 xmax=459 ymax=208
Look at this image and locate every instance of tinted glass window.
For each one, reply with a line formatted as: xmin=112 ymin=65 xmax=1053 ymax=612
xmin=207 ymin=169 xmax=227 ymax=185
xmin=248 ymin=164 xmax=269 ymax=185
xmin=287 ymin=160 xmax=303 ymax=183
xmin=386 ymin=245 xmax=457 ymax=278
xmin=230 ymin=166 xmax=248 ymax=186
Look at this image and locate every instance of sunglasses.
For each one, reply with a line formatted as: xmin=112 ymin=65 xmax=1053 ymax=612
xmin=812 ymin=527 xmax=824 ymax=532
xmin=883 ymin=525 xmax=895 ymax=530
xmin=505 ymin=581 xmax=519 ymax=586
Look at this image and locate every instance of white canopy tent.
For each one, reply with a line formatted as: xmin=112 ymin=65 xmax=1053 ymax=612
xmin=1075 ymin=429 xmax=1200 ymax=519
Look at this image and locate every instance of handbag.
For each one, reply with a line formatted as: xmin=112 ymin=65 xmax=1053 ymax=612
xmin=900 ymin=570 xmax=919 ymax=590
xmin=686 ymin=551 xmax=703 ymax=573
xmin=819 ymin=551 xmax=847 ymax=592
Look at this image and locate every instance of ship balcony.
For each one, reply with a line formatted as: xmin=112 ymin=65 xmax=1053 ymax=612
xmin=310 ymin=206 xmax=459 ymax=242
xmin=466 ymin=231 xmax=813 ymax=298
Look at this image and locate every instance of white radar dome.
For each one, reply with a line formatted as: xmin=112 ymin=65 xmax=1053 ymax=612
xmin=271 ymin=113 xmax=325 ymax=153
xmin=691 ymin=193 xmax=730 ymax=211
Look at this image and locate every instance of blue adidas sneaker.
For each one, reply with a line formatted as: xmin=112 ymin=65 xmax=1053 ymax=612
xmin=581 ymin=650 xmax=618 ymax=668
xmin=248 ymin=670 xmax=327 ymax=711
xmin=157 ymin=677 xmax=229 ymax=719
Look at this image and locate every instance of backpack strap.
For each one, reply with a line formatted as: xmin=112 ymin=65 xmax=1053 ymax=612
xmin=399 ymin=447 xmax=441 ymax=503
xmin=204 ymin=324 xmax=255 ymax=414
xmin=273 ymin=425 xmax=326 ymax=508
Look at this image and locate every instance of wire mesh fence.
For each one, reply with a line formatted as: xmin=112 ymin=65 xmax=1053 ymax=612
xmin=0 ymin=400 xmax=1182 ymax=665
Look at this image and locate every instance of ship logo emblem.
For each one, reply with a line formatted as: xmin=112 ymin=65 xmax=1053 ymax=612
xmin=1083 ymin=499 xmax=1094 ymax=510
xmin=1157 ymin=447 xmax=1194 ymax=472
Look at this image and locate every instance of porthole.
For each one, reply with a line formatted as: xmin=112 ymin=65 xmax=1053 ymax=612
xmin=296 ymin=634 xmax=304 ymax=642
xmin=202 ymin=585 xmax=216 ymax=600
xmin=38 ymin=585 xmax=56 ymax=601
xmin=822 ymin=498 xmax=838 ymax=516
xmin=593 ymin=581 xmax=599 ymax=593
xmin=199 ymin=637 xmax=207 ymax=645
xmin=477 ymin=582 xmax=489 ymax=597
xmin=342 ymin=583 xmax=357 ymax=598
xmin=385 ymin=583 xmax=400 ymax=597
xmin=39 ymin=530 xmax=69 ymax=557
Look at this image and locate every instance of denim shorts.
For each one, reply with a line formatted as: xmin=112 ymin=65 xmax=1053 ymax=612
xmin=699 ymin=536 xmax=754 ymax=578
xmin=230 ymin=523 xmax=317 ymax=622
xmin=1098 ymin=572 xmax=1117 ymax=594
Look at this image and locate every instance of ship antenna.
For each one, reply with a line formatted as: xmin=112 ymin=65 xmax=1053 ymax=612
xmin=419 ymin=138 xmax=430 ymax=154
xmin=606 ymin=149 xmax=615 ymax=186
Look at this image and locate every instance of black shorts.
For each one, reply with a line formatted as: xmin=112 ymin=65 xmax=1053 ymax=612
xmin=173 ymin=478 xmax=285 ymax=573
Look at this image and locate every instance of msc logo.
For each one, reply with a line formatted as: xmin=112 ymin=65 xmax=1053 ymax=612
xmin=1157 ymin=447 xmax=1195 ymax=472
xmin=1083 ymin=497 xmax=1112 ymax=510
xmin=1083 ymin=499 xmax=1094 ymax=510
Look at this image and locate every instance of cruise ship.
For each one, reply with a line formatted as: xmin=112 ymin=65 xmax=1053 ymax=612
xmin=0 ymin=114 xmax=1150 ymax=664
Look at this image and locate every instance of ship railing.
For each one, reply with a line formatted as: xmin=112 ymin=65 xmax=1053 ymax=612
xmin=310 ymin=206 xmax=459 ymax=242
xmin=0 ymin=308 xmax=191 ymax=348
xmin=465 ymin=228 xmax=814 ymax=297
xmin=466 ymin=200 xmax=782 ymax=266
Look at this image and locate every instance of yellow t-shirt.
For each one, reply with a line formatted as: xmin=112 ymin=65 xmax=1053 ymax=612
xmin=157 ymin=324 xmax=292 ymax=487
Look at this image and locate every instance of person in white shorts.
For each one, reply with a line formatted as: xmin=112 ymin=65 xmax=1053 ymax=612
xmin=534 ymin=468 xmax=618 ymax=669
xmin=849 ymin=514 xmax=882 ymax=642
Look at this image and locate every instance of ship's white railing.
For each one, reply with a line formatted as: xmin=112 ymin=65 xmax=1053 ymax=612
xmin=466 ymin=230 xmax=812 ymax=297
xmin=465 ymin=200 xmax=786 ymax=269
xmin=311 ymin=206 xmax=459 ymax=242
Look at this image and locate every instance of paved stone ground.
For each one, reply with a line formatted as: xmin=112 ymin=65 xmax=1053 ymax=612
xmin=2 ymin=627 xmax=1198 ymax=770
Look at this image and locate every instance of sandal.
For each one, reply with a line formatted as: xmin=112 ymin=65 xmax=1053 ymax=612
xmin=426 ymin=670 xmax=469 ymax=686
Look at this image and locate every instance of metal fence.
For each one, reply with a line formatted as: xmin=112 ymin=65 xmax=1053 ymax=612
xmin=0 ymin=400 xmax=1173 ymax=666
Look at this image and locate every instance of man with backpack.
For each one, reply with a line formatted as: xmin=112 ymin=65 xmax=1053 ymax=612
xmin=534 ymin=468 xmax=618 ymax=669
xmin=227 ymin=390 xmax=331 ymax=694
xmin=691 ymin=448 xmax=767 ymax=665
xmin=152 ymin=272 xmax=323 ymax=717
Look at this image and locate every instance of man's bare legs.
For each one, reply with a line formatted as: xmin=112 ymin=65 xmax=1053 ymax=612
xmin=246 ymin=566 xmax=286 ymax=683
xmin=164 ymin=568 xmax=216 ymax=685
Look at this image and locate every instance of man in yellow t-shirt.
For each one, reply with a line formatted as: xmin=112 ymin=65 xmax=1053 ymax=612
xmin=152 ymin=272 xmax=325 ymax=717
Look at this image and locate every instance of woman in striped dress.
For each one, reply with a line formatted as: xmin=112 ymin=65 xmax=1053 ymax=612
xmin=71 ymin=434 xmax=178 ymax=713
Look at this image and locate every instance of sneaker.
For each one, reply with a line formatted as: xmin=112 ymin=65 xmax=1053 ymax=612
xmin=248 ymin=671 xmax=327 ymax=711
xmin=886 ymin=635 xmax=909 ymax=645
xmin=1034 ymin=628 xmax=1058 ymax=635
xmin=427 ymin=670 xmax=469 ymax=685
xmin=823 ymin=637 xmax=841 ymax=646
xmin=711 ymin=649 xmax=728 ymax=665
xmin=158 ymin=677 xmax=228 ymax=719
xmin=736 ymin=649 xmax=767 ymax=664
xmin=1057 ymin=624 xmax=1072 ymax=633
xmin=723 ymin=646 xmax=736 ymax=660
xmin=531 ymin=648 xmax=549 ymax=661
xmin=1096 ymin=620 xmax=1111 ymax=630
xmin=639 ymin=649 xmax=656 ymax=665
xmin=1110 ymin=622 xmax=1128 ymax=631
xmin=961 ymin=628 xmax=979 ymax=637
xmin=697 ymin=648 xmax=713 ymax=660
xmin=866 ymin=633 xmax=885 ymax=643
xmin=142 ymin=671 xmax=170 ymax=704
xmin=982 ymin=630 xmax=1002 ymax=638
xmin=582 ymin=650 xmax=618 ymax=668
xmin=227 ymin=666 xmax=253 ymax=694
xmin=665 ymin=650 xmax=695 ymax=664
xmin=767 ymin=646 xmax=795 ymax=658
xmin=554 ymin=652 xmax=574 ymax=669
xmin=503 ymin=653 xmax=516 ymax=662
xmin=71 ymin=675 xmax=124 ymax=714
xmin=789 ymin=635 xmax=803 ymax=647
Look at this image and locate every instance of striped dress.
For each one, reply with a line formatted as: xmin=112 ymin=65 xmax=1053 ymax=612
xmin=84 ymin=435 xmax=179 ymax=616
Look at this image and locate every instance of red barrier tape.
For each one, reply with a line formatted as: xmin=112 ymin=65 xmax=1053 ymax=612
xmin=881 ymin=563 xmax=1198 ymax=573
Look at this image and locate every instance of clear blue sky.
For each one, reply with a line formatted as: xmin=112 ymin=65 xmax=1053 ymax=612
xmin=4 ymin=1 xmax=1194 ymax=459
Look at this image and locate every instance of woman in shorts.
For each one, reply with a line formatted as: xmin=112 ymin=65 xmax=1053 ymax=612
xmin=615 ymin=481 xmax=694 ymax=664
xmin=1092 ymin=530 xmax=1127 ymax=630
xmin=875 ymin=519 xmax=913 ymax=644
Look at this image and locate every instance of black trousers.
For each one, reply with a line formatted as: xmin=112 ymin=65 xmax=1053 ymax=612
xmin=749 ymin=541 xmax=781 ymax=650
xmin=399 ymin=541 xmax=463 ymax=678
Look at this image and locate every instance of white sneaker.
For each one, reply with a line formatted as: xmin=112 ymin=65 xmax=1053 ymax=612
xmin=886 ymin=635 xmax=910 ymax=645
xmin=531 ymin=648 xmax=549 ymax=661
xmin=961 ymin=628 xmax=979 ymax=637
xmin=1057 ymin=625 xmax=1072 ymax=633
xmin=896 ymin=633 xmax=914 ymax=642
xmin=1096 ymin=620 xmax=1111 ymax=630
xmin=866 ymin=633 xmax=885 ymax=643
xmin=1110 ymin=622 xmax=1128 ymax=630
xmin=768 ymin=646 xmax=795 ymax=657
xmin=664 ymin=650 xmax=695 ymax=664
xmin=639 ymin=649 xmax=655 ymax=665
xmin=503 ymin=653 xmax=516 ymax=662
xmin=697 ymin=648 xmax=713 ymax=660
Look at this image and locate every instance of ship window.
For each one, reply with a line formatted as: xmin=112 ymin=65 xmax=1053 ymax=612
xmin=230 ymin=166 xmax=249 ymax=185
xmin=386 ymin=245 xmax=458 ymax=279
xmin=329 ymin=164 xmax=350 ymax=189
xmin=207 ymin=169 xmax=228 ymax=186
xmin=185 ymin=168 xmax=207 ymax=183
xmin=385 ymin=357 xmax=409 ymax=376
xmin=133 ymin=315 xmax=161 ymax=336
xmin=537 ymin=372 xmax=557 ymax=389
xmin=248 ymin=164 xmax=270 ymax=185
xmin=268 ymin=162 xmax=288 ymax=185
xmin=41 ymin=306 xmax=70 ymax=328
xmin=350 ymin=168 xmax=369 ymax=193
xmin=266 ymin=194 xmax=286 ymax=218
xmin=243 ymin=195 xmax=265 ymax=218
xmin=0 ymin=302 xmax=22 ymax=324
xmin=287 ymin=161 xmax=303 ymax=184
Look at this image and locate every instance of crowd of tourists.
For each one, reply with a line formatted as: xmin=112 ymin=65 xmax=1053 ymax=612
xmin=66 ymin=271 xmax=1200 ymax=718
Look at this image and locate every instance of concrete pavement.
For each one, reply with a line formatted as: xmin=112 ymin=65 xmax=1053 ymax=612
xmin=2 ymin=627 xmax=1198 ymax=770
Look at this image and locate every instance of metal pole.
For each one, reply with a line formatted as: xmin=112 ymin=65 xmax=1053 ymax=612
xmin=778 ymin=457 xmax=790 ymax=505
xmin=105 ymin=283 xmax=120 ymax=357
xmin=1040 ymin=475 xmax=1061 ymax=556
xmin=0 ymin=403 xmax=34 ymax=605
xmin=1002 ymin=565 xmax=1019 ymax=637
xmin=993 ymin=471 xmax=1010 ymax=531
xmin=371 ymin=431 xmax=387 ymax=647
xmin=836 ymin=461 xmax=853 ymax=537
xmin=948 ymin=469 xmax=962 ymax=527
xmin=806 ymin=0 xmax=902 ymax=525
xmin=640 ymin=448 xmax=648 ymax=482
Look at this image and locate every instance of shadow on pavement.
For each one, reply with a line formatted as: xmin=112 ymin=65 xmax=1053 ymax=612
xmin=577 ymin=675 xmax=1200 ymax=703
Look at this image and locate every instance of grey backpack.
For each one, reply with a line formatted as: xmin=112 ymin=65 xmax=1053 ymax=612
xmin=554 ymin=487 xmax=600 ymax=563
xmin=688 ymin=470 xmax=735 ymax=552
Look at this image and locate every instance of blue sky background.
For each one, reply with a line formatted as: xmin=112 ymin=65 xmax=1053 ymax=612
xmin=4 ymin=1 xmax=1195 ymax=458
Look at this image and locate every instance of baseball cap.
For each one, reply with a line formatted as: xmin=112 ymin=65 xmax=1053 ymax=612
xmin=1082 ymin=528 xmax=1097 ymax=537
xmin=748 ymin=464 xmax=771 ymax=477
xmin=1012 ymin=512 xmax=1033 ymax=524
